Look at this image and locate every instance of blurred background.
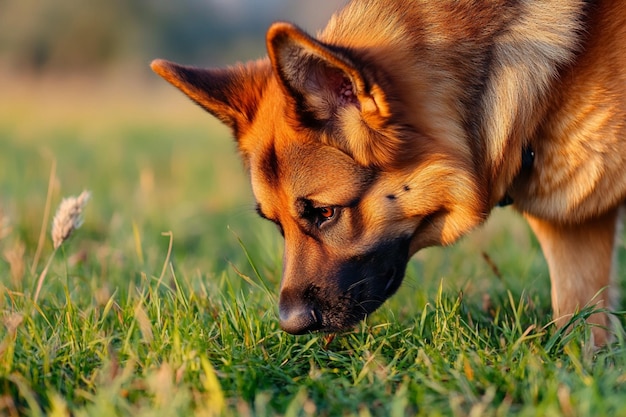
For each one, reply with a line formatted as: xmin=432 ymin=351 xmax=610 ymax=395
xmin=0 ymin=0 xmax=346 ymax=73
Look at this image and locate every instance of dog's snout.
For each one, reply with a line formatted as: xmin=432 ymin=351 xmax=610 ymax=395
xmin=278 ymin=288 xmax=321 ymax=334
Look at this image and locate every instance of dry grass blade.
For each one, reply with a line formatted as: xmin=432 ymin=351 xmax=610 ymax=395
xmin=31 ymin=158 xmax=57 ymax=274
xmin=0 ymin=208 xmax=11 ymax=240
xmin=4 ymin=241 xmax=26 ymax=288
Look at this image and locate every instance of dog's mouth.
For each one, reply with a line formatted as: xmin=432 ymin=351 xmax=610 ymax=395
xmin=321 ymin=262 xmax=407 ymax=333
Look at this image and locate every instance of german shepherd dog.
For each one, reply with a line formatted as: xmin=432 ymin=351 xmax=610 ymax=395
xmin=152 ymin=0 xmax=626 ymax=345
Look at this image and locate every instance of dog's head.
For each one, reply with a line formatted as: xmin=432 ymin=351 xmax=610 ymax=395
xmin=152 ymin=23 xmax=487 ymax=334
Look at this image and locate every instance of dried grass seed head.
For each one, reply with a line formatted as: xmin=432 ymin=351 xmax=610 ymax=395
xmin=51 ymin=190 xmax=91 ymax=249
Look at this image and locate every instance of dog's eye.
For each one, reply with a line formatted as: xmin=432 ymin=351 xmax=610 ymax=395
xmin=314 ymin=207 xmax=336 ymax=227
xmin=318 ymin=207 xmax=335 ymax=220
xmin=299 ymin=200 xmax=337 ymax=228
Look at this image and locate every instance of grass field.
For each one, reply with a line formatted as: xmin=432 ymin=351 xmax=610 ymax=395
xmin=1 ymin=74 xmax=626 ymax=416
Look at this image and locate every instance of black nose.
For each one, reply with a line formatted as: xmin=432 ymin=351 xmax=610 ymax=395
xmin=278 ymin=289 xmax=322 ymax=334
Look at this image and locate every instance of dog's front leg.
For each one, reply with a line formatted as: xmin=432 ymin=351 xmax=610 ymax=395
xmin=524 ymin=208 xmax=620 ymax=346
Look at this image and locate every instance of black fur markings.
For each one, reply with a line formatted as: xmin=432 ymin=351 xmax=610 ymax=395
xmin=387 ymin=185 xmax=412 ymax=201
xmin=259 ymin=142 xmax=281 ymax=187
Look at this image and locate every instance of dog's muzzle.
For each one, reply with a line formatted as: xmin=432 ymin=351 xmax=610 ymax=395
xmin=277 ymin=237 xmax=411 ymax=334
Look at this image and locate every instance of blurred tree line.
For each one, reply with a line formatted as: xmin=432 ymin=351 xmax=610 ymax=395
xmin=0 ymin=0 xmax=343 ymax=74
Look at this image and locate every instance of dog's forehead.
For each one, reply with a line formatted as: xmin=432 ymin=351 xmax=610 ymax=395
xmin=250 ymin=139 xmax=372 ymax=212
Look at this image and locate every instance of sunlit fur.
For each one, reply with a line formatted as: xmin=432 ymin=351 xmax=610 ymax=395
xmin=152 ymin=0 xmax=626 ymax=345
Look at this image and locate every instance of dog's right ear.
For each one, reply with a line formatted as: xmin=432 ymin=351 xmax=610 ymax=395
xmin=150 ymin=59 xmax=271 ymax=137
xmin=266 ymin=22 xmax=405 ymax=168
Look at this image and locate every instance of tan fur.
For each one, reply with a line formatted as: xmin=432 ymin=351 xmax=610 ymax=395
xmin=152 ymin=0 xmax=626 ymax=344
xmin=526 ymin=209 xmax=620 ymax=346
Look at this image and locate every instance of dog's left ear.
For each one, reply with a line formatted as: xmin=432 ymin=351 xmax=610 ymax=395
xmin=150 ymin=58 xmax=270 ymax=138
xmin=267 ymin=22 xmax=396 ymax=165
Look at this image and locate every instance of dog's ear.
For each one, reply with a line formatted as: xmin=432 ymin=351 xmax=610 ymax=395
xmin=266 ymin=22 xmax=392 ymax=122
xmin=151 ymin=59 xmax=270 ymax=137
xmin=266 ymin=22 xmax=398 ymax=166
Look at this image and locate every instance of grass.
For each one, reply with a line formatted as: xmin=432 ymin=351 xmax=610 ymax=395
xmin=1 ymin=75 xmax=626 ymax=416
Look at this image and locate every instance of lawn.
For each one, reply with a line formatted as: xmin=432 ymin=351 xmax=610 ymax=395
xmin=1 ymin=74 xmax=625 ymax=416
